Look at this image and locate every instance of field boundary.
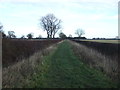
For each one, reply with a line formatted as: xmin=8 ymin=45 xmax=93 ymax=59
xmin=78 ymin=39 xmax=120 ymax=44
xmin=0 ymin=33 xmax=2 ymax=89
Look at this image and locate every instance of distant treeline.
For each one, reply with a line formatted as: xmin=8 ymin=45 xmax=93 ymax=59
xmin=67 ymin=37 xmax=119 ymax=40
xmin=4 ymin=36 xmax=120 ymax=40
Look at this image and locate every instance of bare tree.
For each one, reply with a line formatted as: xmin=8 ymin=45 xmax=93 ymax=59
xmin=0 ymin=23 xmax=6 ymax=38
xmin=40 ymin=13 xmax=62 ymax=38
xmin=8 ymin=31 xmax=16 ymax=38
xmin=21 ymin=35 xmax=25 ymax=39
xmin=38 ymin=35 xmax=42 ymax=38
xmin=0 ymin=22 xmax=3 ymax=32
xmin=75 ymin=29 xmax=85 ymax=37
xmin=59 ymin=32 xmax=66 ymax=39
xmin=27 ymin=33 xmax=34 ymax=39
xmin=68 ymin=34 xmax=72 ymax=37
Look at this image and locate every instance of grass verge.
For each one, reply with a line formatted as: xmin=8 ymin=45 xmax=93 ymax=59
xmin=80 ymin=40 xmax=120 ymax=44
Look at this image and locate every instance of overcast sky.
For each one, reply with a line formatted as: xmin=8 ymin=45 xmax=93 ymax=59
xmin=0 ymin=0 xmax=118 ymax=38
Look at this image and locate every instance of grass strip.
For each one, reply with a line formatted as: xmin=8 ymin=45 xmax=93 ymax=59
xmin=26 ymin=41 xmax=117 ymax=88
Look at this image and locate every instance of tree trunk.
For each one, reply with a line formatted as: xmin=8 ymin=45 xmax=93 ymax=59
xmin=47 ymin=32 xmax=50 ymax=38
xmin=50 ymin=30 xmax=52 ymax=38
xmin=53 ymin=33 xmax=55 ymax=38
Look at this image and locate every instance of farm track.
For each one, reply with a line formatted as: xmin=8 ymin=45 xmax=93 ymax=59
xmin=26 ymin=40 xmax=117 ymax=88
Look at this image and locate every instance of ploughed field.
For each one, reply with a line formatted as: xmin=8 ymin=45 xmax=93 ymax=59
xmin=2 ymin=38 xmax=61 ymax=67
xmin=72 ymin=39 xmax=119 ymax=62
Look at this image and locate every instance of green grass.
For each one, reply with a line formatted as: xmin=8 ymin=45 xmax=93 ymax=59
xmin=81 ymin=40 xmax=120 ymax=44
xmin=26 ymin=41 xmax=117 ymax=88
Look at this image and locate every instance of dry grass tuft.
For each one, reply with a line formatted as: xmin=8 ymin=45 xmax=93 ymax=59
xmin=69 ymin=40 xmax=118 ymax=81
